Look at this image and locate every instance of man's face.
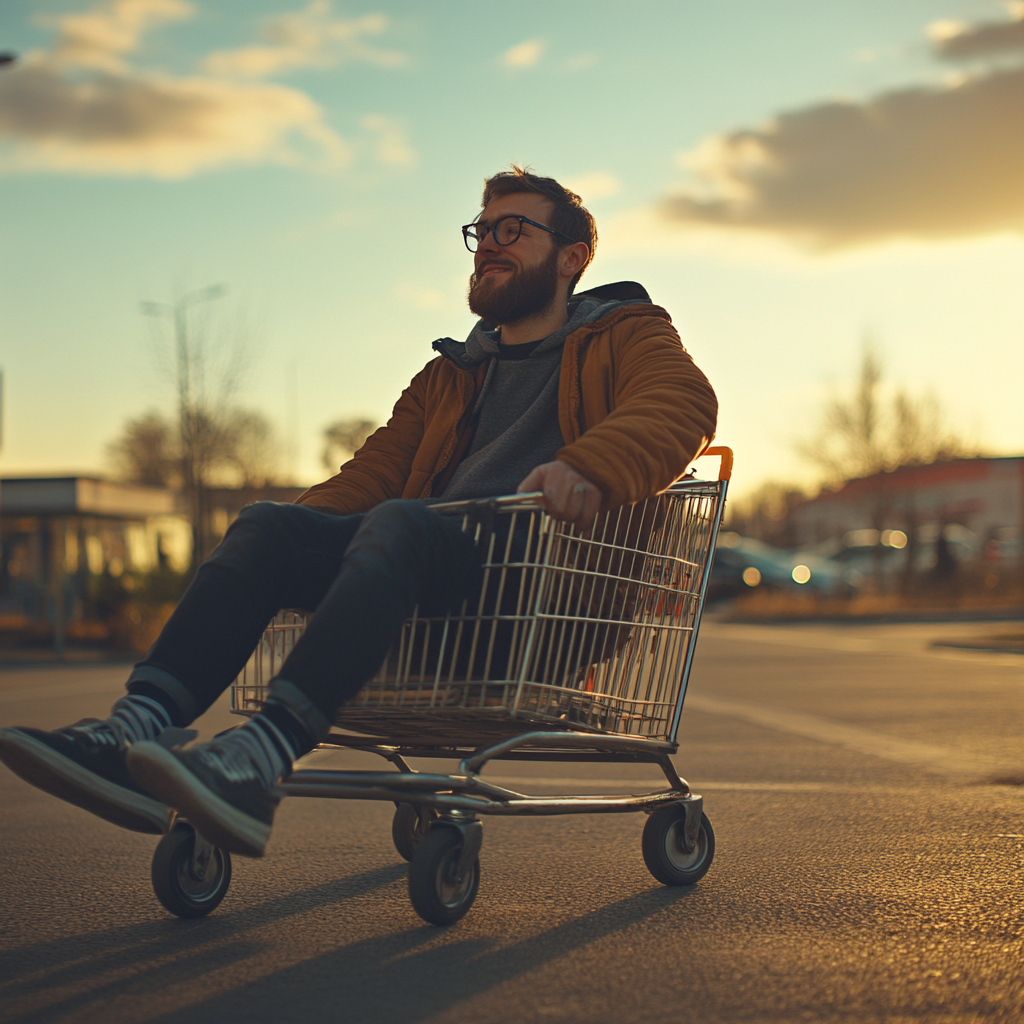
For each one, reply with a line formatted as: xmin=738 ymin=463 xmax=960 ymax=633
xmin=467 ymin=192 xmax=562 ymax=325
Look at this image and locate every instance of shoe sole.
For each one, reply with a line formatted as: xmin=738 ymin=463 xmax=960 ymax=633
xmin=127 ymin=742 xmax=270 ymax=859
xmin=0 ymin=728 xmax=172 ymax=835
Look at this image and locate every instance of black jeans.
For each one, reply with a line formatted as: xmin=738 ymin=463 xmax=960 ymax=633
xmin=126 ymin=501 xmax=483 ymax=738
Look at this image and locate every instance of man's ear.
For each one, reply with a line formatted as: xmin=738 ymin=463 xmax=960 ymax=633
xmin=560 ymin=242 xmax=590 ymax=280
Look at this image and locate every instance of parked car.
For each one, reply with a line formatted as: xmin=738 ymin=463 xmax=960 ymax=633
xmin=807 ymin=523 xmax=982 ymax=585
xmin=708 ymin=533 xmax=845 ymax=602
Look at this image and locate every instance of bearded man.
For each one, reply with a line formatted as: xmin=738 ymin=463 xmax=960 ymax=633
xmin=0 ymin=168 xmax=718 ymax=859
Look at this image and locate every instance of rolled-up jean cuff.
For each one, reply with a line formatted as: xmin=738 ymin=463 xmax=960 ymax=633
xmin=267 ymin=678 xmax=332 ymax=744
xmin=126 ymin=666 xmax=199 ymax=724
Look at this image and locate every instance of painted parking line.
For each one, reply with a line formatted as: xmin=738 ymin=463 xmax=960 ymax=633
xmin=702 ymin=625 xmax=877 ymax=653
xmin=700 ymin=624 xmax=1024 ymax=667
xmin=684 ymin=693 xmax=1022 ymax=778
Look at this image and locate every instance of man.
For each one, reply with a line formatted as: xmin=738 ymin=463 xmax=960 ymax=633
xmin=0 ymin=168 xmax=717 ymax=860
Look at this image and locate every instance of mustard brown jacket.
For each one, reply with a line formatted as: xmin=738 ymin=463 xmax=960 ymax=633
xmin=296 ymin=282 xmax=718 ymax=514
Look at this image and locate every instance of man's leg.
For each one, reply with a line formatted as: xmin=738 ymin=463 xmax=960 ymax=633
xmin=127 ymin=500 xmax=483 ymax=857
xmin=128 ymin=501 xmax=370 ymax=722
xmin=0 ymin=502 xmax=364 ymax=834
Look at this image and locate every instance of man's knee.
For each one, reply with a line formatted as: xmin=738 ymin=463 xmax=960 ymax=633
xmin=209 ymin=502 xmax=305 ymax=573
xmin=360 ymin=498 xmax=436 ymax=537
xmin=355 ymin=500 xmax=481 ymax=592
xmin=224 ymin=501 xmax=317 ymax=547
xmin=358 ymin=500 xmax=473 ymax=565
xmin=232 ymin=501 xmax=294 ymax=533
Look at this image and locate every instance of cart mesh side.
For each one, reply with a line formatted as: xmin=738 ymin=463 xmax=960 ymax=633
xmin=232 ymin=481 xmax=724 ymax=745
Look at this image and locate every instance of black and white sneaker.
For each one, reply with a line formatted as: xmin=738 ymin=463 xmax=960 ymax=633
xmin=127 ymin=739 xmax=279 ymax=858
xmin=0 ymin=721 xmax=173 ymax=834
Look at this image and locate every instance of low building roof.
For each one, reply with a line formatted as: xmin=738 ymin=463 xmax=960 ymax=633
xmin=1 ymin=477 xmax=176 ymax=519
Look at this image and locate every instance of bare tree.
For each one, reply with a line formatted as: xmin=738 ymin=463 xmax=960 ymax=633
xmin=322 ymin=418 xmax=377 ymax=472
xmin=725 ymin=481 xmax=808 ymax=548
xmin=141 ymin=285 xmax=251 ymax=570
xmin=106 ymin=411 xmax=179 ymax=488
xmin=224 ymin=408 xmax=281 ymax=488
xmin=799 ymin=344 xmax=979 ymax=486
xmin=798 ymin=343 xmax=982 ymax=590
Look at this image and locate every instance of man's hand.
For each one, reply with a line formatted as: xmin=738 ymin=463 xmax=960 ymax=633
xmin=517 ymin=461 xmax=602 ymax=531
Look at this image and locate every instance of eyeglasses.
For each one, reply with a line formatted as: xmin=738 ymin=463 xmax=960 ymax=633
xmin=461 ymin=215 xmax=576 ymax=253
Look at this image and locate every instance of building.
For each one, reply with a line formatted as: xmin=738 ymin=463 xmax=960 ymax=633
xmin=789 ymin=457 xmax=1024 ymax=564
xmin=0 ymin=476 xmax=310 ymax=651
xmin=0 ymin=477 xmax=192 ymax=650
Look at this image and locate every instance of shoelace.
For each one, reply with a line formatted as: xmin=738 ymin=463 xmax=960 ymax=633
xmin=66 ymin=720 xmax=126 ymax=749
xmin=194 ymin=731 xmax=277 ymax=787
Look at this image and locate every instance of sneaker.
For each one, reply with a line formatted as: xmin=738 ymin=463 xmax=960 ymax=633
xmin=0 ymin=721 xmax=173 ymax=835
xmin=127 ymin=740 xmax=279 ymax=858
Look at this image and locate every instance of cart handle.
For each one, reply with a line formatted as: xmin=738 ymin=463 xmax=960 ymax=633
xmin=432 ymin=448 xmax=734 ymax=518
xmin=429 ymin=491 xmax=545 ymax=515
xmin=698 ymin=446 xmax=733 ymax=481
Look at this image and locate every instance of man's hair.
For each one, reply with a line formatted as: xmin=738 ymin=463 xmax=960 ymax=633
xmin=481 ymin=166 xmax=597 ymax=292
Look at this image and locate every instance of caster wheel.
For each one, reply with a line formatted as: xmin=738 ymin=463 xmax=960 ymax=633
xmin=152 ymin=822 xmax=232 ymax=918
xmin=642 ymin=806 xmax=715 ymax=886
xmin=408 ymin=826 xmax=480 ymax=926
xmin=392 ymin=803 xmax=436 ymax=862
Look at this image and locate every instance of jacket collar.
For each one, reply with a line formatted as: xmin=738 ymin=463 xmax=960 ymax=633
xmin=432 ymin=281 xmax=657 ymax=371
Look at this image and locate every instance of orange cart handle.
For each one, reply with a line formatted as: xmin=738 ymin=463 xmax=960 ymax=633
xmin=700 ymin=446 xmax=733 ymax=481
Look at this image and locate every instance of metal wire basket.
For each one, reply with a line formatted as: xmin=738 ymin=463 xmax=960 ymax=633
xmin=232 ymin=478 xmax=726 ymax=748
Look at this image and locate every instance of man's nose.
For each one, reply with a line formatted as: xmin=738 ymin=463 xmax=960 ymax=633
xmin=476 ymin=226 xmax=500 ymax=255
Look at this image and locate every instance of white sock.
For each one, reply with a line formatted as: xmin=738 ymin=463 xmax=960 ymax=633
xmin=109 ymin=695 xmax=173 ymax=744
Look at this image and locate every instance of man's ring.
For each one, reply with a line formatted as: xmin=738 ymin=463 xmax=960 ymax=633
xmin=572 ymin=484 xmax=588 ymax=495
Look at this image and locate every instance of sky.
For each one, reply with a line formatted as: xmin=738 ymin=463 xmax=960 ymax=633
xmin=1 ymin=0 xmax=1022 ymax=498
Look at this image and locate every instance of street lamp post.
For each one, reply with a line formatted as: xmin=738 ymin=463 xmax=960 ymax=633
xmin=140 ymin=285 xmax=227 ymax=573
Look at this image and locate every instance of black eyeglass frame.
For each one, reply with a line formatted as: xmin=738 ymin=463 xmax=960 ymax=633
xmin=461 ymin=215 xmax=576 ymax=253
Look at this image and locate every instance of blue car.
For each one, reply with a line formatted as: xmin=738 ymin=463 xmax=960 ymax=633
xmin=708 ymin=533 xmax=845 ymax=601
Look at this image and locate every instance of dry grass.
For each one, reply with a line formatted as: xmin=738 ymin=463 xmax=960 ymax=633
xmin=725 ymin=578 xmax=1024 ymax=623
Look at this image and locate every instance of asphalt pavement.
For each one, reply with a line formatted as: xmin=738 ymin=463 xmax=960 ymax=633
xmin=1 ymin=620 xmax=1021 ymax=1024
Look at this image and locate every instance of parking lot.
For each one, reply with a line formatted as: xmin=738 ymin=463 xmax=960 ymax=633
xmin=2 ymin=619 xmax=1022 ymax=1024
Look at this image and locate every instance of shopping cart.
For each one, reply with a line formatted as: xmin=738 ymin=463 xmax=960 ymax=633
xmin=148 ymin=448 xmax=733 ymax=925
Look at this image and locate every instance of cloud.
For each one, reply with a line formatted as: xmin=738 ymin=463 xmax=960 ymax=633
xmin=203 ymin=2 xmax=406 ymax=77
xmin=43 ymin=0 xmax=192 ymax=73
xmin=501 ymin=39 xmax=545 ymax=69
xmin=659 ymin=15 xmax=1024 ymax=250
xmin=563 ymin=171 xmax=621 ymax=201
xmin=0 ymin=0 xmax=408 ymax=178
xmin=929 ymin=11 xmax=1024 ymax=59
xmin=0 ymin=61 xmax=349 ymax=177
xmin=360 ymin=114 xmax=415 ymax=166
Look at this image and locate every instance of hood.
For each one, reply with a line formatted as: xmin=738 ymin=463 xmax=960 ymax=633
xmin=432 ymin=281 xmax=653 ymax=371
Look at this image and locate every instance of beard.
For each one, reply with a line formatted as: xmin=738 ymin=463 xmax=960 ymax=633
xmin=467 ymin=246 xmax=560 ymax=325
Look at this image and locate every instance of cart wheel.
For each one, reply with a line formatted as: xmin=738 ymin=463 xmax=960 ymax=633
xmin=408 ymin=826 xmax=480 ymax=926
xmin=642 ymin=806 xmax=715 ymax=886
xmin=151 ymin=822 xmax=232 ymax=918
xmin=392 ymin=803 xmax=436 ymax=862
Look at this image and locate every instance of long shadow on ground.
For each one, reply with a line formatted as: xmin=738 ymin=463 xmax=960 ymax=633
xmin=147 ymin=885 xmax=698 ymax=1024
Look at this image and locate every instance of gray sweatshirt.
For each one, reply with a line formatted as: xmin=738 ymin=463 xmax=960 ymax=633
xmin=434 ymin=287 xmax=650 ymax=501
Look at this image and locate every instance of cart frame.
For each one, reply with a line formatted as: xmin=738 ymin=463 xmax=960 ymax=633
xmin=158 ymin=448 xmax=733 ymax=923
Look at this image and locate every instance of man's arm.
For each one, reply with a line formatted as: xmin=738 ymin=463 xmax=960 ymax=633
xmin=547 ymin=317 xmax=718 ymax=513
xmin=294 ymin=370 xmax=428 ymax=515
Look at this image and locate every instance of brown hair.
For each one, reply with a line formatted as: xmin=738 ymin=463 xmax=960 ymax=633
xmin=481 ymin=165 xmax=597 ymax=292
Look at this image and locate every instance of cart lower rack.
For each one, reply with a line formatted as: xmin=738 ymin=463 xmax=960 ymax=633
xmin=150 ymin=449 xmax=732 ymax=925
